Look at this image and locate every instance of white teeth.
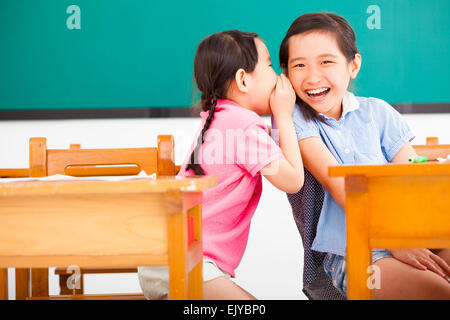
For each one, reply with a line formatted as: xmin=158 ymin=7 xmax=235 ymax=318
xmin=307 ymin=88 xmax=328 ymax=94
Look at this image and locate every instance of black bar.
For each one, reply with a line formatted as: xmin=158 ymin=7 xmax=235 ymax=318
xmin=0 ymin=103 xmax=448 ymax=120
xmin=0 ymin=299 xmax=446 ymax=318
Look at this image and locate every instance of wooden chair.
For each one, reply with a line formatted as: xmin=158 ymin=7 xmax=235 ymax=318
xmin=412 ymin=137 xmax=450 ymax=161
xmin=13 ymin=135 xmax=192 ymax=300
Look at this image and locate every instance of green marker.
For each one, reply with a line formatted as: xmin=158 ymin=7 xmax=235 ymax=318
xmin=408 ymin=156 xmax=427 ymax=163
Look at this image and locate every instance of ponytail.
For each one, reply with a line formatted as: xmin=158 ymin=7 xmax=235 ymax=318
xmin=186 ymin=95 xmax=218 ymax=175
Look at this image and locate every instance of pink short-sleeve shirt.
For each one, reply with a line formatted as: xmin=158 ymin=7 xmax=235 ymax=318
xmin=178 ymin=99 xmax=283 ymax=277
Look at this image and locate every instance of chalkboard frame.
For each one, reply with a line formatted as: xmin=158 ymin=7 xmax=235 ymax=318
xmin=0 ymin=103 xmax=448 ymax=120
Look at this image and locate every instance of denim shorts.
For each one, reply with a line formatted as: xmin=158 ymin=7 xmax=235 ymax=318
xmin=323 ymin=249 xmax=393 ymax=297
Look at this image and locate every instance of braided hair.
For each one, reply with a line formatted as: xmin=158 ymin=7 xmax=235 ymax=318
xmin=186 ymin=30 xmax=259 ymax=175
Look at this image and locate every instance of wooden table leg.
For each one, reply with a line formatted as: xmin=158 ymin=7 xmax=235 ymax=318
xmin=345 ymin=175 xmax=372 ymax=300
xmin=188 ymin=203 xmax=203 ymax=300
xmin=166 ymin=190 xmax=188 ymax=299
xmin=0 ymin=268 xmax=8 ymax=300
xmin=188 ymin=261 xmax=202 ymax=300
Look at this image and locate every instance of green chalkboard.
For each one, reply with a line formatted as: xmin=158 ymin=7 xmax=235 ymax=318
xmin=0 ymin=0 xmax=449 ymax=111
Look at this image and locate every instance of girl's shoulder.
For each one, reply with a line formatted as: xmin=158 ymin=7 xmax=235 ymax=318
xmin=353 ymin=95 xmax=407 ymax=131
xmin=354 ymin=95 xmax=394 ymax=113
xmin=214 ymin=102 xmax=266 ymax=131
xmin=354 ymin=95 xmax=402 ymax=121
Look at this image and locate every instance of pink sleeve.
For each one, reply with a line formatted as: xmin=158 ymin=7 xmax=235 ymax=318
xmin=235 ymin=122 xmax=284 ymax=177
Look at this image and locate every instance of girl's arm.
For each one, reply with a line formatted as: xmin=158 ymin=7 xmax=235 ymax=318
xmin=297 ymin=139 xmax=418 ymax=209
xmin=261 ymin=116 xmax=304 ymax=193
xmin=298 ymin=136 xmax=346 ymax=208
xmin=390 ymin=141 xmax=417 ymax=163
xmin=261 ymin=74 xmax=304 ymax=194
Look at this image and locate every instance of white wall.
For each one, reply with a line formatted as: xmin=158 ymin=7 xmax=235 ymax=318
xmin=1 ymin=113 xmax=449 ymax=300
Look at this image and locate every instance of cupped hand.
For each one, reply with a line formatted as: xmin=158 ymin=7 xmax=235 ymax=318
xmin=269 ymin=74 xmax=296 ymax=119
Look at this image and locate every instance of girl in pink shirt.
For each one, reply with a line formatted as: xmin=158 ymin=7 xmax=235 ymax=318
xmin=138 ymin=30 xmax=304 ymax=300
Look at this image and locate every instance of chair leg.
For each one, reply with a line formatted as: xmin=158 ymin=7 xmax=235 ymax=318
xmin=30 ymin=268 xmax=49 ymax=298
xmin=15 ymin=268 xmax=29 ymax=300
xmin=0 ymin=268 xmax=8 ymax=300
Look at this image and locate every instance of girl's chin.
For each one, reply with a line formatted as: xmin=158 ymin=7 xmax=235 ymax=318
xmin=301 ymin=97 xmax=333 ymax=115
xmin=301 ymin=97 xmax=327 ymax=111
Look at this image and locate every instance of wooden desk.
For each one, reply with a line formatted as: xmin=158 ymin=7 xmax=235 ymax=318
xmin=329 ymin=163 xmax=450 ymax=300
xmin=0 ymin=176 xmax=216 ymax=300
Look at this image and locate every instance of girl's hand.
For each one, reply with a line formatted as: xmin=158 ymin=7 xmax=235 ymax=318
xmin=390 ymin=248 xmax=450 ymax=281
xmin=269 ymin=74 xmax=296 ymax=119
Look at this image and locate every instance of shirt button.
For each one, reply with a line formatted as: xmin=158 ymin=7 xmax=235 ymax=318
xmin=344 ymin=148 xmax=350 ymax=154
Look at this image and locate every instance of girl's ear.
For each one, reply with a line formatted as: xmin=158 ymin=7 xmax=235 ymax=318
xmin=234 ymin=68 xmax=249 ymax=93
xmin=349 ymin=53 xmax=362 ymax=79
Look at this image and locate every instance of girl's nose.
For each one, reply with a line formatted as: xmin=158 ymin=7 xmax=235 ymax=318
xmin=305 ymin=67 xmax=324 ymax=85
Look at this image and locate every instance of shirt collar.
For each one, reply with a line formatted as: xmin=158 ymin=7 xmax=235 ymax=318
xmin=341 ymin=91 xmax=360 ymax=117
xmin=319 ymin=91 xmax=359 ymax=121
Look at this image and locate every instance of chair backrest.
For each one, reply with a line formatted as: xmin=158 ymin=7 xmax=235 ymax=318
xmin=412 ymin=137 xmax=450 ymax=161
xmin=413 ymin=144 xmax=450 ymax=161
xmin=29 ymin=135 xmax=176 ymax=177
xmin=0 ymin=168 xmax=30 ymax=178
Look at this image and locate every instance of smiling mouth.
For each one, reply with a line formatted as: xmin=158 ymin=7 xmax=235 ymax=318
xmin=306 ymin=87 xmax=330 ymax=98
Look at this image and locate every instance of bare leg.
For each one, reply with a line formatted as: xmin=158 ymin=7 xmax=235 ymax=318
xmin=372 ymin=257 xmax=450 ymax=300
xmin=203 ymin=276 xmax=257 ymax=300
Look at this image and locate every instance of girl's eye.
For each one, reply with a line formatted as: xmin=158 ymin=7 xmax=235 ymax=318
xmin=322 ymin=60 xmax=332 ymax=65
xmin=295 ymin=64 xmax=305 ymax=68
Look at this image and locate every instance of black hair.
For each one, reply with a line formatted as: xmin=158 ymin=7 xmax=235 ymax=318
xmin=279 ymin=13 xmax=359 ymax=124
xmin=186 ymin=30 xmax=259 ymax=175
